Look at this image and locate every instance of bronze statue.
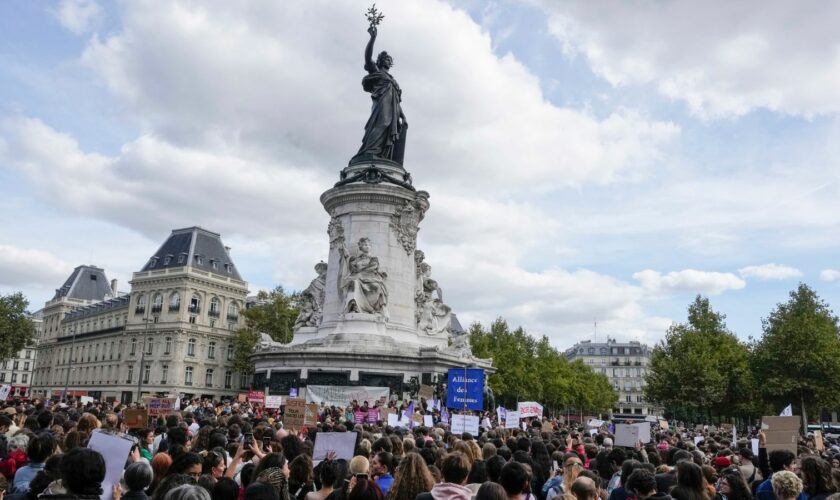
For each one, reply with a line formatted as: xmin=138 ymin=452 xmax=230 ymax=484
xmin=350 ymin=5 xmax=408 ymax=166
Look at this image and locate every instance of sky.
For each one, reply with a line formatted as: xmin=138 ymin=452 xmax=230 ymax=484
xmin=1 ymin=0 xmax=840 ymax=349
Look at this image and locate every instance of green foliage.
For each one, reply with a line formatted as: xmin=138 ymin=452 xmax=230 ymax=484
xmin=232 ymin=286 xmax=299 ymax=373
xmin=470 ymin=318 xmax=616 ymax=413
xmin=0 ymin=293 xmax=36 ymax=362
xmin=752 ymin=284 xmax=840 ymax=421
xmin=645 ymin=295 xmax=752 ymax=416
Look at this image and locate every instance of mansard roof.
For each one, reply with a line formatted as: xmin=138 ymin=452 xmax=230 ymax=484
xmin=140 ymin=226 xmax=243 ymax=280
xmin=52 ymin=265 xmax=114 ymax=301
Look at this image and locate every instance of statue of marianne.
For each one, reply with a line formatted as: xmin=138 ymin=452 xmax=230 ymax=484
xmin=350 ymin=22 xmax=408 ymax=166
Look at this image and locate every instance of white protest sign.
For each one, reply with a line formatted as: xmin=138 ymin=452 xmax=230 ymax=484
xmin=306 ymin=385 xmax=390 ymax=406
xmin=88 ymin=430 xmax=134 ymax=500
xmin=424 ymin=415 xmax=434 ymax=427
xmin=265 ymin=395 xmax=284 ymax=409
xmin=451 ymin=415 xmax=480 ymax=435
xmin=694 ymin=436 xmax=704 ymax=446
xmin=635 ymin=422 xmax=651 ymax=444
xmin=505 ymin=410 xmax=521 ymax=429
xmin=482 ymin=417 xmax=492 ymax=429
xmin=751 ymin=438 xmax=759 ymax=456
xmin=313 ymin=432 xmax=358 ymax=464
xmin=0 ymin=385 xmax=11 ymax=400
xmin=387 ymin=413 xmax=400 ymax=427
xmin=614 ymin=424 xmax=641 ymax=447
xmin=517 ymin=401 xmax=544 ymax=418
xmin=588 ymin=418 xmax=605 ymax=428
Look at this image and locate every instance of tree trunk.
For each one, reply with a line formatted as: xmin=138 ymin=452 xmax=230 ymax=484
xmin=801 ymin=392 xmax=808 ymax=435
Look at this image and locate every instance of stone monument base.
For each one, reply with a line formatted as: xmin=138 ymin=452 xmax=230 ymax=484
xmin=252 ymin=335 xmax=493 ymax=399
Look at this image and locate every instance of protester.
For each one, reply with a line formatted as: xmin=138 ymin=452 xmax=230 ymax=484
xmin=773 ymin=472 xmax=803 ymax=500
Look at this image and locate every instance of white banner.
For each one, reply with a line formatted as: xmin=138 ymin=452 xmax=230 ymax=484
xmin=306 ymin=385 xmax=390 ymax=407
xmin=265 ymin=396 xmax=284 ymax=409
xmin=505 ymin=410 xmax=521 ymax=429
xmin=517 ymin=401 xmax=544 ymax=418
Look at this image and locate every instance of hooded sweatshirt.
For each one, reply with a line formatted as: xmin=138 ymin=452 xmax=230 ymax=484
xmin=430 ymin=483 xmax=472 ymax=500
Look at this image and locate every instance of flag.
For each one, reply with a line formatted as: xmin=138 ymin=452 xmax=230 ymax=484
xmin=404 ymin=401 xmax=415 ymax=428
xmin=779 ymin=404 xmax=793 ymax=416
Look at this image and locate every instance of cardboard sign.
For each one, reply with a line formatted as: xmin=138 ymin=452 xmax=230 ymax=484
xmin=237 ymin=393 xmax=247 ymax=403
xmin=123 ymin=409 xmax=148 ymax=428
xmin=147 ymin=398 xmax=176 ymax=416
xmin=305 ymin=403 xmax=320 ymax=426
xmin=284 ymin=398 xmax=306 ymax=428
xmin=451 ymin=414 xmax=480 ymax=435
xmin=763 ymin=416 xmax=799 ymax=454
xmin=265 ymin=396 xmax=284 ymax=409
xmin=660 ymin=420 xmax=670 ymax=430
xmin=815 ymin=430 xmax=825 ymax=451
xmin=412 ymin=413 xmax=424 ymax=426
xmin=419 ymin=384 xmax=435 ymax=401
xmin=248 ymin=389 xmax=265 ymax=404
xmin=505 ymin=410 xmax=521 ymax=429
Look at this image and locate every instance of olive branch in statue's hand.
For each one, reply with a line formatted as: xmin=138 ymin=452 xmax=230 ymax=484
xmin=366 ymin=4 xmax=385 ymax=29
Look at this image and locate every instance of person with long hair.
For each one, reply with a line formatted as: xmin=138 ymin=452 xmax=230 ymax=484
xmin=670 ymin=462 xmax=710 ymax=500
xmin=800 ymin=457 xmax=834 ymax=500
xmin=715 ymin=472 xmax=751 ymax=500
xmin=386 ymin=453 xmax=434 ymax=500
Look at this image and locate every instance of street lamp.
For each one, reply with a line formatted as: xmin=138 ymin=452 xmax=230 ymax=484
xmin=136 ymin=309 xmax=154 ymax=403
xmin=62 ymin=321 xmax=78 ymax=403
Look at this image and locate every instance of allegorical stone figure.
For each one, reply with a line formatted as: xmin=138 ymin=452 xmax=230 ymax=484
xmin=339 ymin=237 xmax=389 ymax=320
xmin=350 ymin=22 xmax=408 ymax=165
xmin=416 ymin=263 xmax=452 ymax=336
xmin=293 ymin=261 xmax=328 ymax=329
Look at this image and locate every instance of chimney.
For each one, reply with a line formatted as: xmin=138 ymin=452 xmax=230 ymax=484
xmin=110 ymin=279 xmax=118 ymax=294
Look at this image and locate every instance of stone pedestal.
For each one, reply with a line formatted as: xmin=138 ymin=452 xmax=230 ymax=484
xmin=253 ymin=160 xmax=492 ymax=397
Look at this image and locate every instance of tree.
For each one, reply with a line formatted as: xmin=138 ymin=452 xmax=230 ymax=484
xmin=752 ymin=284 xmax=840 ymax=428
xmin=469 ymin=317 xmax=615 ymax=413
xmin=0 ymin=293 xmax=36 ymax=362
xmin=232 ymin=286 xmax=299 ymax=374
xmin=645 ymin=295 xmax=752 ymax=420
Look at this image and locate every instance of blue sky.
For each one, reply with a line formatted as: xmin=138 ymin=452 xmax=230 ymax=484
xmin=2 ymin=0 xmax=839 ymax=348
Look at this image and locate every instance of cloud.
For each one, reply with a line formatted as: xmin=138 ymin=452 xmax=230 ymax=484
xmin=633 ymin=269 xmax=746 ymax=296
xmin=541 ymin=2 xmax=840 ymax=118
xmin=821 ymin=269 xmax=840 ymax=282
xmin=53 ymin=0 xmax=102 ymax=35
xmin=0 ymin=244 xmax=70 ymax=287
xmin=738 ymin=263 xmax=803 ymax=281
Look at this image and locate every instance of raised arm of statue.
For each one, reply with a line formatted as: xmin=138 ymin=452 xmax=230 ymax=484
xmin=364 ymin=26 xmax=378 ymax=73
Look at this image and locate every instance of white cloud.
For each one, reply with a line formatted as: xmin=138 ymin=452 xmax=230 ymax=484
xmin=633 ymin=269 xmax=746 ymax=296
xmin=53 ymin=0 xmax=102 ymax=35
xmin=738 ymin=263 xmax=803 ymax=281
xmin=541 ymin=2 xmax=840 ymax=118
xmin=0 ymin=244 xmax=70 ymax=287
xmin=821 ymin=269 xmax=840 ymax=282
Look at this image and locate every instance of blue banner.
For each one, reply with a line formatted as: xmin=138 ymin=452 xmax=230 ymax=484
xmin=446 ymin=368 xmax=484 ymax=411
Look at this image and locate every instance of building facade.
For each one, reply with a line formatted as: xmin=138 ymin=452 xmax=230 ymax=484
xmin=30 ymin=227 xmax=250 ymax=403
xmin=565 ymin=338 xmax=661 ymax=419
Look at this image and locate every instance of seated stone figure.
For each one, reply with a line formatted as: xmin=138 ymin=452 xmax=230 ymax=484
xmin=339 ymin=237 xmax=389 ymax=320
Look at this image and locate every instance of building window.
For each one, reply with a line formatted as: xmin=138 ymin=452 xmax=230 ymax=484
xmin=189 ymin=316 xmax=196 ymax=324
xmin=211 ymin=260 xmax=218 ymax=270
xmin=12 ymin=361 xmax=18 ymax=370
xmin=164 ymin=337 xmax=172 ymax=355
xmin=208 ymin=341 xmax=216 ymax=359
xmin=170 ymin=293 xmax=181 ymax=312
xmin=185 ymin=366 xmax=193 ymax=385
xmin=127 ymin=366 xmax=133 ymax=383
xmin=636 ymin=395 xmax=643 ymax=403
xmin=143 ymin=364 xmax=150 ymax=384
xmin=136 ymin=295 xmax=146 ymax=315
xmin=21 ymin=374 xmax=28 ymax=384
xmin=25 ymin=350 xmax=31 ymax=359
xmin=227 ymin=303 xmax=239 ymax=321
xmin=161 ymin=365 xmax=169 ymax=384
xmin=209 ymin=298 xmax=220 ymax=318
xmin=145 ymin=340 xmax=153 ymax=356
xmin=164 ymin=255 xmax=172 ymax=265
xmin=189 ymin=294 xmax=201 ymax=314
xmin=224 ymin=370 xmax=232 ymax=389
xmin=0 ymin=373 xmax=5 ymax=382
xmin=23 ymin=362 xmax=29 ymax=371
xmin=625 ymin=395 xmax=632 ymax=403
xmin=194 ymin=255 xmax=203 ymax=265
xmin=227 ymin=344 xmax=234 ymax=361
xmin=205 ymin=369 xmax=214 ymax=386
xmin=240 ymin=372 xmax=250 ymax=390
xmin=10 ymin=374 xmax=16 ymax=383
xmin=187 ymin=339 xmax=196 ymax=356
xmin=149 ymin=257 xmax=158 ymax=268
xmin=152 ymin=294 xmax=163 ymax=313
xmin=130 ymin=338 xmax=137 ymax=355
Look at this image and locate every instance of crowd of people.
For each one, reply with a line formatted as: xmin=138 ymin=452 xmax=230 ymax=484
xmin=0 ymin=397 xmax=836 ymax=500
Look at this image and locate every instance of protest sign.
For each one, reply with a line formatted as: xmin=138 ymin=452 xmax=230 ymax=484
xmin=814 ymin=430 xmax=824 ymax=451
xmin=380 ymin=407 xmax=396 ymax=423
xmin=147 ymin=398 xmax=176 ymax=416
xmin=284 ymin=398 xmax=306 ymax=427
xmin=0 ymin=385 xmax=11 ymax=400
xmin=387 ymin=413 xmax=400 ymax=427
xmin=751 ymin=438 xmax=760 ymax=456
xmin=123 ymin=409 xmax=148 ymax=428
xmin=497 ymin=406 xmax=506 ymax=423
xmin=424 ymin=415 xmax=434 ymax=427
xmin=635 ymin=422 xmax=651 ymax=443
xmin=305 ymin=403 xmax=320 ymax=426
xmin=419 ymin=384 xmax=435 ymax=401
xmin=505 ymin=410 xmax=521 ymax=429
xmin=88 ymin=430 xmax=134 ymax=500
xmin=614 ymin=424 xmax=641 ymax=447
xmin=517 ymin=402 xmax=544 ymax=418
xmin=451 ymin=414 xmax=480 ymax=435
xmin=265 ymin=396 xmax=284 ymax=409
xmin=587 ymin=418 xmax=605 ymax=428
xmin=446 ymin=368 xmax=484 ymax=411
xmin=354 ymin=411 xmax=365 ymax=424
xmin=289 ymin=388 xmax=298 ymax=397
xmin=248 ymin=389 xmax=265 ymax=404
xmin=237 ymin=393 xmax=247 ymax=403
xmin=412 ymin=413 xmax=424 ymax=427
xmin=313 ymin=431 xmax=358 ymax=463
xmin=80 ymin=396 xmax=94 ymax=405
xmin=694 ymin=436 xmax=704 ymax=446
xmin=306 ymin=385 xmax=390 ymax=407
xmin=762 ymin=416 xmax=799 ymax=454
xmin=367 ymin=408 xmax=380 ymax=424
xmin=660 ymin=420 xmax=670 ymax=430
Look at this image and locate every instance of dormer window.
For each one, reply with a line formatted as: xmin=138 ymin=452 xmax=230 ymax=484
xmin=178 ymin=253 xmax=186 ymax=264
xmin=211 ymin=260 xmax=218 ymax=270
xmin=194 ymin=255 xmax=203 ymax=265
xmin=224 ymin=263 xmax=231 ymax=273
xmin=164 ymin=255 xmax=172 ymax=265
xmin=149 ymin=257 xmax=159 ymax=268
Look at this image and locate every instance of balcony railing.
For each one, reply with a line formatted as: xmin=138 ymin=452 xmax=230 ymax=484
xmin=208 ymin=310 xmax=220 ymax=318
xmin=135 ymin=306 xmax=146 ymax=314
xmin=169 ymin=304 xmax=180 ymax=312
xmin=188 ymin=305 xmax=200 ymax=314
xmin=151 ymin=305 xmax=162 ymax=313
xmin=227 ymin=314 xmax=239 ymax=322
